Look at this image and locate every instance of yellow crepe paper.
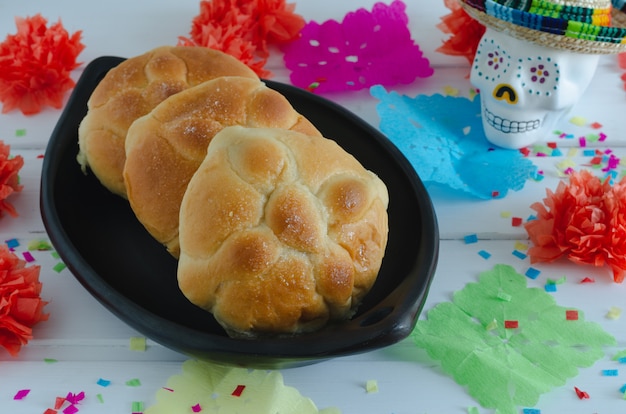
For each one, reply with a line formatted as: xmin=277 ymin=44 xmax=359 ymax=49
xmin=145 ymin=359 xmax=340 ymax=414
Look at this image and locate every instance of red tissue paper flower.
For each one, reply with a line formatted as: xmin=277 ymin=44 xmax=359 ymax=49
xmin=0 ymin=14 xmax=85 ymax=115
xmin=178 ymin=0 xmax=305 ymax=78
xmin=525 ymin=170 xmax=626 ymax=283
xmin=0 ymin=244 xmax=48 ymax=356
xmin=436 ymin=0 xmax=485 ymax=65
xmin=0 ymin=141 xmax=24 ymax=218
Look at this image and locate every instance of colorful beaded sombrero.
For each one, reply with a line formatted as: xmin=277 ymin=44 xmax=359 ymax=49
xmin=458 ymin=0 xmax=626 ymax=54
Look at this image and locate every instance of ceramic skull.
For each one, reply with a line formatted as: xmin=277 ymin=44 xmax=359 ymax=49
xmin=470 ymin=28 xmax=601 ymax=149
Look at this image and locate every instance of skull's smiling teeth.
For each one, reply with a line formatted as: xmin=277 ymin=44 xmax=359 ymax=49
xmin=484 ymin=106 xmax=540 ymax=133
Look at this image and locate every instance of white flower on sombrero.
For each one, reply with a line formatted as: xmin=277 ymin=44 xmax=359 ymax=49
xmin=459 ymin=0 xmax=626 ymax=149
xmin=459 ymin=0 xmax=626 ymax=54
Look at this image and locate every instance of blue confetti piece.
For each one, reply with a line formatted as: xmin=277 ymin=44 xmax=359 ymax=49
xmin=619 ymin=357 xmax=626 ymax=364
xmin=544 ymin=284 xmax=557 ymax=292
xmin=478 ymin=250 xmax=491 ymax=259
xmin=525 ymin=267 xmax=541 ymax=279
xmin=522 ymin=409 xmax=541 ymax=414
xmin=5 ymin=238 xmax=19 ymax=249
xmin=602 ymin=369 xmax=619 ymax=376
xmin=464 ymin=234 xmax=478 ymax=244
xmin=551 ymin=148 xmax=562 ymax=157
xmin=512 ymin=250 xmax=528 ymax=260
xmin=97 ymin=378 xmax=111 ymax=387
xmin=583 ymin=149 xmax=596 ymax=156
xmin=620 ymin=384 xmax=626 ymax=393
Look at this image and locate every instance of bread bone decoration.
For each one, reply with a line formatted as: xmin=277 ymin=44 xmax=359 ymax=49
xmin=177 ymin=126 xmax=389 ymax=336
xmin=77 ymin=45 xmax=258 ymax=198
xmin=123 ymin=76 xmax=320 ymax=257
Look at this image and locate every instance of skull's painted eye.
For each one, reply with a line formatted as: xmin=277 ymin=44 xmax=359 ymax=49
xmin=517 ymin=57 xmax=559 ymax=97
xmin=473 ymin=36 xmax=511 ymax=83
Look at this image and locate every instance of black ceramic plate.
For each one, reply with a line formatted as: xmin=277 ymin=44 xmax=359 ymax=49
xmin=40 ymin=56 xmax=439 ymax=368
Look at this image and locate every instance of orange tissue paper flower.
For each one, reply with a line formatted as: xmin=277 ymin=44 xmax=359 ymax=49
xmin=0 ymin=14 xmax=85 ymax=115
xmin=525 ymin=170 xmax=626 ymax=283
xmin=178 ymin=0 xmax=305 ymax=78
xmin=0 ymin=141 xmax=24 ymax=218
xmin=436 ymin=0 xmax=485 ymax=65
xmin=0 ymin=244 xmax=48 ymax=356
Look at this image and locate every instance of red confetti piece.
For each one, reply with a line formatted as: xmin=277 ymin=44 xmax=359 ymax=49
xmin=511 ymin=217 xmax=523 ymax=227
xmin=492 ymin=191 xmax=500 ymax=198
xmin=54 ymin=396 xmax=66 ymax=409
xmin=566 ymin=310 xmax=579 ymax=321
xmin=504 ymin=320 xmax=519 ymax=329
xmin=43 ymin=410 xmax=57 ymax=414
xmin=574 ymin=386 xmax=590 ymax=399
xmin=590 ymin=122 xmax=603 ymax=129
xmin=580 ymin=277 xmax=595 ymax=284
xmin=231 ymin=384 xmax=246 ymax=397
xmin=519 ymin=147 xmax=531 ymax=157
xmin=0 ymin=14 xmax=85 ymax=115
xmin=547 ymin=142 xmax=557 ymax=149
xmin=13 ymin=389 xmax=30 ymax=400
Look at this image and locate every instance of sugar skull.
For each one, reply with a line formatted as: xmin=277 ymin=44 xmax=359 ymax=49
xmin=470 ymin=28 xmax=601 ymax=149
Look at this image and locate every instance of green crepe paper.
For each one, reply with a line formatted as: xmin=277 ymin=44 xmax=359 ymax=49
xmin=145 ymin=359 xmax=340 ymax=414
xmin=412 ymin=264 xmax=616 ymax=414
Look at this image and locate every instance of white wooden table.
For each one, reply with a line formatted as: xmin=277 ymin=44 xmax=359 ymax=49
xmin=1 ymin=1 xmax=625 ymax=413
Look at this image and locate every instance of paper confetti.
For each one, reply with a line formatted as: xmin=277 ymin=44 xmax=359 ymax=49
xmin=13 ymin=389 xmax=30 ymax=400
xmin=412 ymin=264 xmax=615 ymax=414
xmin=464 ymin=234 xmax=478 ymax=244
xmin=144 ymin=360 xmax=339 ymax=414
xmin=129 ymin=336 xmax=147 ymax=351
xmin=231 ymin=385 xmax=245 ymax=397
xmin=126 ymin=378 xmax=142 ymax=387
xmin=574 ymin=386 xmax=590 ymax=399
xmin=371 ymin=86 xmax=536 ymax=199
xmin=607 ymin=307 xmax=622 ymax=320
xmin=365 ymin=380 xmax=378 ymax=393
xmin=97 ymin=378 xmax=111 ymax=387
xmin=28 ymin=239 xmax=53 ymax=250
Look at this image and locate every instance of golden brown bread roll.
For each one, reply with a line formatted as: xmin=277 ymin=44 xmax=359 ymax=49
xmin=123 ymin=76 xmax=321 ymax=257
xmin=177 ymin=126 xmax=389 ymax=337
xmin=77 ymin=45 xmax=258 ymax=197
